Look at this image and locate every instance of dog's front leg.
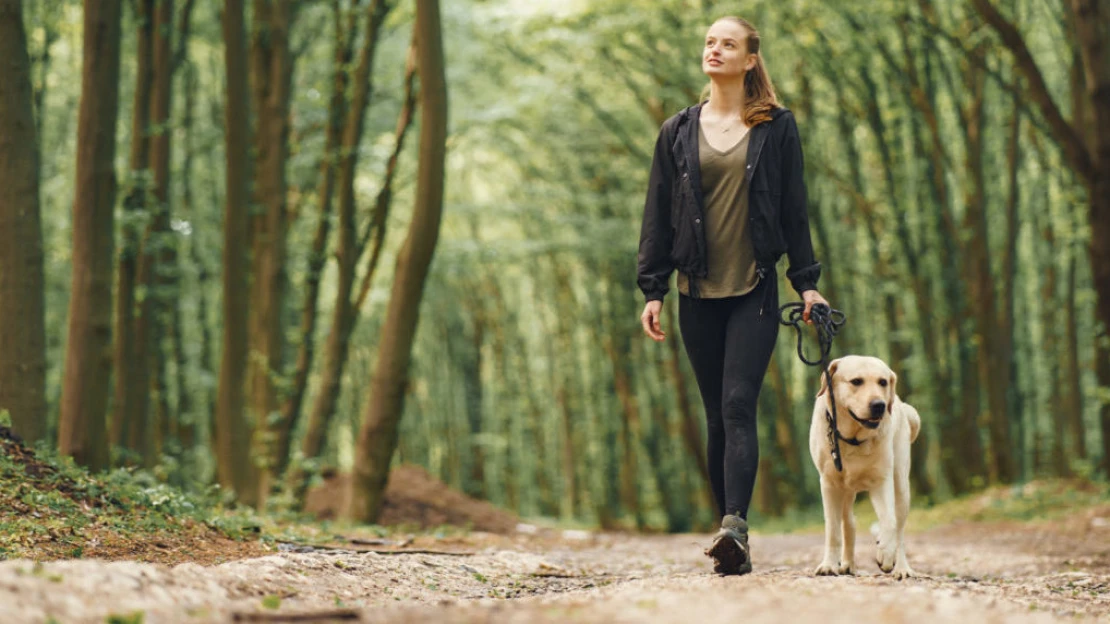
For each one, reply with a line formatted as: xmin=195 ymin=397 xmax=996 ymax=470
xmin=891 ymin=460 xmax=916 ymax=580
xmin=838 ymin=491 xmax=857 ymax=575
xmin=815 ymin=476 xmax=844 ymax=576
xmin=869 ymin=475 xmax=898 ymax=573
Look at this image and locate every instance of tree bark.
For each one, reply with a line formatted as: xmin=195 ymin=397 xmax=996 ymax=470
xmin=972 ymin=0 xmax=1110 ymax=477
xmin=294 ymin=41 xmax=417 ymax=502
xmin=1062 ymin=248 xmax=1086 ymax=460
xmin=347 ymin=0 xmax=448 ymax=522
xmin=959 ymin=60 xmax=1017 ymax=484
xmin=278 ymin=0 xmax=354 ymax=486
xmin=214 ymin=0 xmax=256 ymax=496
xmin=58 ymin=0 xmax=123 ymax=470
xmin=263 ymin=0 xmax=392 ymax=502
xmin=0 ymin=0 xmax=47 ymax=444
xmin=129 ymin=0 xmax=176 ymax=468
xmin=246 ymin=0 xmax=298 ymax=506
xmin=112 ymin=0 xmax=153 ymax=457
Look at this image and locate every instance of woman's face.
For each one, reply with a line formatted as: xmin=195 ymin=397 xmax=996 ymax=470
xmin=702 ymin=20 xmax=755 ymax=78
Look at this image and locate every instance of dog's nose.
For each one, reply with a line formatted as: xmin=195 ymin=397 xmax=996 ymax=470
xmin=869 ymin=400 xmax=886 ymax=418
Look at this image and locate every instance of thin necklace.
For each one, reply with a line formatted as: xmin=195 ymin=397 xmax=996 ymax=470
xmin=708 ymin=109 xmax=746 ymax=134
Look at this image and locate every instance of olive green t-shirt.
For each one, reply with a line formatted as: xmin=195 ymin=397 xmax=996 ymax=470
xmin=678 ymin=124 xmax=759 ymax=298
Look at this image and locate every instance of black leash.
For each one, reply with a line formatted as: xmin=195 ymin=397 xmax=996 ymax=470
xmin=778 ymin=302 xmax=849 ymax=471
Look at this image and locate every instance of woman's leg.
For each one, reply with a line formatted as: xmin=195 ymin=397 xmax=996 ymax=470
xmin=678 ymin=294 xmax=730 ymax=518
xmin=720 ymin=279 xmax=779 ymax=519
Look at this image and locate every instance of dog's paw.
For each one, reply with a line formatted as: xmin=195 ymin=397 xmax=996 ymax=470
xmin=837 ymin=562 xmax=856 ymax=576
xmin=814 ymin=561 xmax=840 ymax=576
xmin=875 ymin=543 xmax=897 ymax=573
xmin=891 ymin=564 xmax=916 ymax=580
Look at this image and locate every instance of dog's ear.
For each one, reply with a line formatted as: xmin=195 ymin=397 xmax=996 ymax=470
xmin=888 ymin=370 xmax=898 ymax=414
xmin=817 ymin=358 xmax=841 ymax=398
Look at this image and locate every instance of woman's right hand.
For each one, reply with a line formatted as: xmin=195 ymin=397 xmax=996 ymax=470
xmin=640 ymin=300 xmax=665 ymax=342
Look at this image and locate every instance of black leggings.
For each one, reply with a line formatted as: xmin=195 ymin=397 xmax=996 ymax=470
xmin=679 ymin=277 xmax=779 ymax=521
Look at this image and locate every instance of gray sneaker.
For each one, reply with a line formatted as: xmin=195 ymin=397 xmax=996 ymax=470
xmin=705 ymin=514 xmax=751 ymax=575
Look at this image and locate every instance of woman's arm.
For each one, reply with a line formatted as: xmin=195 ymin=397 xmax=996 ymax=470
xmin=778 ymin=111 xmax=822 ymax=296
xmin=637 ymin=124 xmax=677 ymax=303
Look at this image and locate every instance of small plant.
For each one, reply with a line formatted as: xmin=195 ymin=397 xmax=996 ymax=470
xmin=261 ymin=595 xmax=282 ymax=610
xmin=105 ymin=613 xmax=144 ymax=624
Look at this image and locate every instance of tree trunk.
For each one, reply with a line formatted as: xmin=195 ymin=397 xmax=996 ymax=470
xmin=0 ymin=0 xmax=47 ymax=445
xmin=129 ymin=0 xmax=176 ymax=468
xmin=1062 ymin=248 xmax=1086 ymax=460
xmin=607 ymin=338 xmax=644 ymax=529
xmin=57 ymin=0 xmax=122 ymax=471
xmin=278 ymin=1 xmax=354 ymax=484
xmin=261 ymin=0 xmax=392 ymax=503
xmin=246 ymin=0 xmax=298 ymax=506
xmin=1000 ymin=97 xmax=1025 ymax=476
xmin=972 ymin=0 xmax=1110 ymax=479
xmin=1093 ymin=190 xmax=1110 ymax=477
xmin=1068 ymin=0 xmax=1110 ymax=478
xmin=214 ymin=0 xmax=256 ymax=496
xmin=347 ymin=0 xmax=447 ymax=522
xmin=293 ymin=41 xmax=417 ymax=503
xmin=112 ymin=0 xmax=153 ymax=457
xmin=1040 ymin=220 xmax=1068 ymax=476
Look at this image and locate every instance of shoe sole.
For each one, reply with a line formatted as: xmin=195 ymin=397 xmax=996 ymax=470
xmin=706 ymin=536 xmax=751 ymax=575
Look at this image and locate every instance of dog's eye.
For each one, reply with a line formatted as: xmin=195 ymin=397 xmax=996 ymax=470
xmin=850 ymin=378 xmax=863 ymax=386
xmin=879 ymin=379 xmax=888 ymax=387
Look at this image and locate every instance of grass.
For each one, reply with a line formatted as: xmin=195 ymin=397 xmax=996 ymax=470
xmin=0 ymin=426 xmax=269 ymax=563
xmin=753 ymin=478 xmax=1109 ymax=535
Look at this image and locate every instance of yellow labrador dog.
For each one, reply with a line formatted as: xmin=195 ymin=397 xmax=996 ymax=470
xmin=809 ymin=355 xmax=920 ymax=579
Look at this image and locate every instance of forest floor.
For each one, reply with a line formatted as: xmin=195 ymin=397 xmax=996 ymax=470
xmin=3 ymin=429 xmax=1109 ymax=623
xmin=6 ymin=504 xmax=1110 ymax=623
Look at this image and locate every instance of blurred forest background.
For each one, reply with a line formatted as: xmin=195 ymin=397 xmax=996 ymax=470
xmin=1 ymin=0 xmax=1108 ymax=531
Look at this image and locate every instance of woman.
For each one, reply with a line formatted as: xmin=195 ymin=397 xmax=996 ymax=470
xmin=636 ymin=16 xmax=829 ymax=575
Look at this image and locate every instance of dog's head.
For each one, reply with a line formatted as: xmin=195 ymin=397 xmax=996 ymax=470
xmin=817 ymin=355 xmax=898 ymax=425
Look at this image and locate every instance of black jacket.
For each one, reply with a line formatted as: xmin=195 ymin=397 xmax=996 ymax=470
xmin=637 ymin=103 xmax=821 ymax=302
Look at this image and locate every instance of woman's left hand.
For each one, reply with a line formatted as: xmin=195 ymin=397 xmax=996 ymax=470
xmin=801 ymin=290 xmax=830 ymax=324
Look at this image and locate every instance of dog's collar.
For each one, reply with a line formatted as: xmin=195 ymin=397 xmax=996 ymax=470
xmin=827 ymin=409 xmax=873 ymax=447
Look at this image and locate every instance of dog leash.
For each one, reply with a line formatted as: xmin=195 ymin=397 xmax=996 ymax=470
xmin=778 ymin=302 xmax=849 ymax=471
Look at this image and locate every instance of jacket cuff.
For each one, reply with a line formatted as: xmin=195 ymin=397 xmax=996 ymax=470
xmin=644 ymin=290 xmax=667 ymax=303
xmin=786 ymin=262 xmax=821 ymax=296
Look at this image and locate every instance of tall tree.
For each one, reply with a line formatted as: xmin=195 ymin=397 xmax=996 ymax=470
xmin=57 ymin=0 xmax=123 ymax=470
xmin=215 ymin=0 xmax=256 ymax=497
xmin=347 ymin=0 xmax=448 ymax=522
xmin=294 ymin=8 xmax=416 ymax=502
xmin=129 ymin=0 xmax=177 ymax=466
xmin=111 ymin=0 xmax=154 ymax=458
xmin=0 ymin=0 xmax=47 ymax=444
xmin=969 ymin=0 xmax=1110 ymax=476
xmin=246 ymin=0 xmax=299 ymax=506
xmin=264 ymin=0 xmax=396 ymax=502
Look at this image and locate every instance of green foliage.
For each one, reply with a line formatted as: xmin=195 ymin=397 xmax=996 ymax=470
xmin=261 ymin=595 xmax=282 ymax=610
xmin=17 ymin=0 xmax=1106 ymax=534
xmin=0 ymin=435 xmax=263 ymax=560
xmin=105 ymin=613 xmax=144 ymax=624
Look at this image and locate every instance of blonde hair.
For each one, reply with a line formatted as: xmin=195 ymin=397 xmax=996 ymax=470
xmin=700 ymin=16 xmax=779 ymax=126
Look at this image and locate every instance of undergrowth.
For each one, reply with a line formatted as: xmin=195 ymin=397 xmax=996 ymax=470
xmin=0 ymin=426 xmax=269 ymax=562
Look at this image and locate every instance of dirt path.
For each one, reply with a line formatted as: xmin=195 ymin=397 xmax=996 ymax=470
xmin=5 ymin=516 xmax=1109 ymax=623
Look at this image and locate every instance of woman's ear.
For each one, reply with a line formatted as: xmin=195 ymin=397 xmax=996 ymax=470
xmin=817 ymin=359 xmax=841 ymax=398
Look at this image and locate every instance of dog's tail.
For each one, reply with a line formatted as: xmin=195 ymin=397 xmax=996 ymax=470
xmin=902 ymin=401 xmax=921 ymax=443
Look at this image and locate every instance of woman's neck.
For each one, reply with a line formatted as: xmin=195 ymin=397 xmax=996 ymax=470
xmin=705 ymin=77 xmax=746 ymax=119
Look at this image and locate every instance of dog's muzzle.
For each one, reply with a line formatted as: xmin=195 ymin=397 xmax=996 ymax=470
xmin=869 ymin=400 xmax=887 ymax=419
xmin=848 ymin=405 xmax=883 ymax=430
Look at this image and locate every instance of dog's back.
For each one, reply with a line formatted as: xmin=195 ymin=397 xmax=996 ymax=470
xmin=896 ymin=398 xmax=921 ymax=444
